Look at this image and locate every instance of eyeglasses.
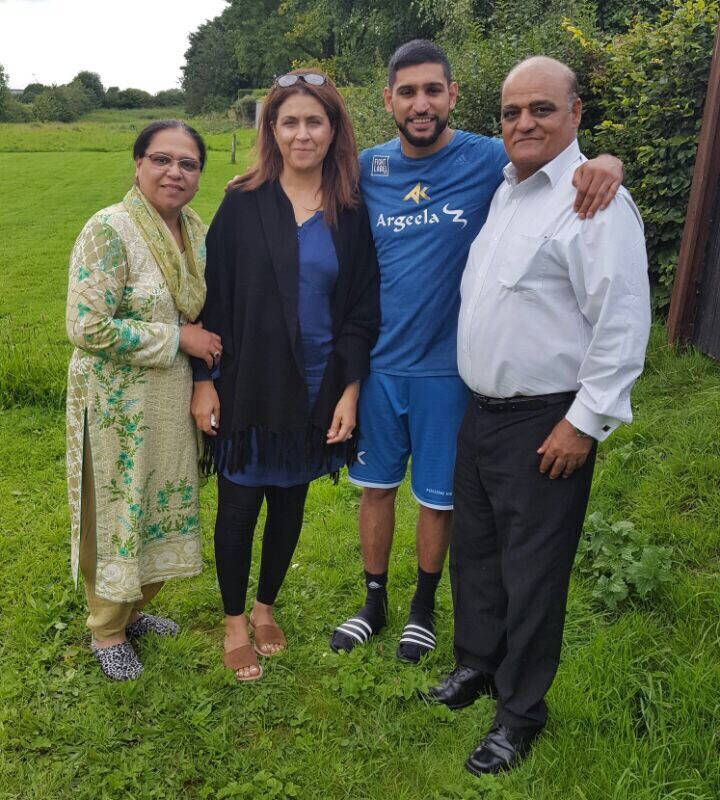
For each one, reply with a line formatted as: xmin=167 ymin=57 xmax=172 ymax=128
xmin=144 ymin=152 xmax=201 ymax=173
xmin=275 ymin=73 xmax=327 ymax=88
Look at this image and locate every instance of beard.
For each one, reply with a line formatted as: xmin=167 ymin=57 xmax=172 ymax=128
xmin=394 ymin=113 xmax=449 ymax=149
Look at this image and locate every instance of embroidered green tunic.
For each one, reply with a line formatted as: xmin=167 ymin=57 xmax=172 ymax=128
xmin=66 ymin=203 xmax=204 ymax=603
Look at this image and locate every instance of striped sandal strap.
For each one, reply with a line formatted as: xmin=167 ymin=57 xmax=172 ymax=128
xmin=334 ymin=616 xmax=374 ymax=644
xmin=398 ymin=622 xmax=437 ymax=650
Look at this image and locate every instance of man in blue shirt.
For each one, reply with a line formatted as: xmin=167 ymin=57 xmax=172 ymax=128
xmin=331 ymin=40 xmax=623 ymax=663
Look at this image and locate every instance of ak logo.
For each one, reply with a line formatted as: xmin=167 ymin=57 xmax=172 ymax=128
xmin=403 ymin=182 xmax=430 ymax=204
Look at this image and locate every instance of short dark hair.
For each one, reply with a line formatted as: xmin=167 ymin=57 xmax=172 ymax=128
xmin=132 ymin=120 xmax=207 ymax=170
xmin=388 ymin=39 xmax=452 ymax=87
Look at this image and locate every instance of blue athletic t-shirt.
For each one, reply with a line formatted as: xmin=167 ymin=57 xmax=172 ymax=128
xmin=360 ymin=130 xmax=507 ymax=376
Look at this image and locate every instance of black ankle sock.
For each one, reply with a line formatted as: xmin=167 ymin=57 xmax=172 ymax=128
xmin=409 ymin=566 xmax=442 ymax=620
xmin=397 ymin=569 xmax=440 ymax=663
xmin=361 ymin=570 xmax=388 ymax=629
xmin=330 ymin=571 xmax=388 ymax=652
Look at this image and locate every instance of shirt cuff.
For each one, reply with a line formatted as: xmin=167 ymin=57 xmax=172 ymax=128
xmin=565 ymin=398 xmax=618 ymax=442
xmin=191 ymin=358 xmax=220 ymax=381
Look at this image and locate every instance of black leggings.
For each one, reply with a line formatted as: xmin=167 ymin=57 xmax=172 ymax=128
xmin=214 ymin=476 xmax=310 ymax=616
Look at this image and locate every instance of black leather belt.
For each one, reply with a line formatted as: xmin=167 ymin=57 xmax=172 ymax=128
xmin=471 ymin=391 xmax=576 ymax=412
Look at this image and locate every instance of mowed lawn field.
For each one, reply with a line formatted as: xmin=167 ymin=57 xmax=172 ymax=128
xmin=0 ymin=111 xmax=719 ymax=800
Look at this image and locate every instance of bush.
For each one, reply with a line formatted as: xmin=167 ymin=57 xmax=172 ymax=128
xmin=596 ymin=0 xmax=667 ymax=32
xmin=199 ymin=93 xmax=234 ymax=114
xmin=584 ymin=0 xmax=720 ymax=309
xmin=2 ymin=98 xmax=33 ymax=122
xmin=33 ymin=83 xmax=92 ymax=122
xmin=341 ymin=77 xmax=396 ymax=152
xmin=116 ymin=88 xmax=154 ymax=108
xmin=232 ymin=93 xmax=259 ymax=126
xmin=153 ymin=88 xmax=185 ymax=107
xmin=104 ymin=86 xmax=153 ymax=108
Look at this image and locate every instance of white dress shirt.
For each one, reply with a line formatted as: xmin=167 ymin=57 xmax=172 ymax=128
xmin=457 ymin=139 xmax=651 ymax=441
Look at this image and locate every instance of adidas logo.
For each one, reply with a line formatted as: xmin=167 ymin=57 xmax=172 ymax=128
xmin=454 ymin=154 xmax=469 ymax=165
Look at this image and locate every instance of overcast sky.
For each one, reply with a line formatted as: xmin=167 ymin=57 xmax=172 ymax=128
xmin=0 ymin=0 xmax=229 ymax=92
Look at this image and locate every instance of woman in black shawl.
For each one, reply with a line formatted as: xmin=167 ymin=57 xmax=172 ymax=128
xmin=192 ymin=70 xmax=380 ymax=681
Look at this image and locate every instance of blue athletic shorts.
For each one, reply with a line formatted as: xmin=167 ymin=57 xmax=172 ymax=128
xmin=348 ymin=372 xmax=470 ymax=509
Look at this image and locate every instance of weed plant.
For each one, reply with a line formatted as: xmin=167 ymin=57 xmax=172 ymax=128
xmin=577 ymin=511 xmax=673 ymax=610
xmin=0 ymin=119 xmax=718 ymax=799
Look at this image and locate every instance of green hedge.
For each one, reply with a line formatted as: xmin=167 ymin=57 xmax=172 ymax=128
xmin=341 ymin=79 xmax=396 ymax=151
xmin=343 ymin=0 xmax=719 ymax=310
xmin=585 ymin=0 xmax=719 ymax=308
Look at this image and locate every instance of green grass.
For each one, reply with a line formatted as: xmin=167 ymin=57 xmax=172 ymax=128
xmin=0 ymin=108 xmax=252 ymax=153
xmin=1 ymin=118 xmax=719 ymax=799
xmin=0 ymin=122 xmax=254 ymax=409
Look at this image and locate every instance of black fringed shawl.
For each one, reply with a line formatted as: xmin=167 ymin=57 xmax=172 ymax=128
xmin=198 ymin=180 xmax=380 ymax=476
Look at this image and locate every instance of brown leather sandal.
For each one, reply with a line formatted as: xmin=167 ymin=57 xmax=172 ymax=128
xmin=224 ymin=644 xmax=263 ymax=681
xmin=250 ymin=621 xmax=287 ymax=657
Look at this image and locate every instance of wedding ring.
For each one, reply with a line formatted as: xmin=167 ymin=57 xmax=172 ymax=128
xmin=212 ymin=350 xmax=220 ymax=361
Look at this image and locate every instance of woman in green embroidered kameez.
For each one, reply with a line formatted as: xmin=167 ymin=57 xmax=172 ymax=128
xmin=66 ymin=121 xmax=222 ymax=681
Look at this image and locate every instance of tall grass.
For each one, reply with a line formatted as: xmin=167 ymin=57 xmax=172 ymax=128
xmin=0 ymin=317 xmax=67 ymax=408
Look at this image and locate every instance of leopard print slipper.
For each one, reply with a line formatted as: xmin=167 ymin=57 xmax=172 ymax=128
xmin=126 ymin=612 xmax=179 ymax=638
xmin=91 ymin=640 xmax=143 ymax=681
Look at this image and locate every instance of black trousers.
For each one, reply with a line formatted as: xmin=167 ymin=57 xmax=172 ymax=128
xmin=450 ymin=396 xmax=596 ymax=731
xmin=214 ymin=476 xmax=310 ymax=616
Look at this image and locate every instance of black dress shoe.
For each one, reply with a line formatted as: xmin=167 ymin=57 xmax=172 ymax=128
xmin=426 ymin=665 xmax=496 ymax=709
xmin=465 ymin=723 xmax=541 ymax=775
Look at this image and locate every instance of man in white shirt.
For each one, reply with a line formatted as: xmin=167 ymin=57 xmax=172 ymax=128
xmin=428 ymin=56 xmax=651 ymax=775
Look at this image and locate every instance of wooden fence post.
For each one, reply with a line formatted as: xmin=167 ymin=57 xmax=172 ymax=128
xmin=667 ymin=22 xmax=720 ymax=345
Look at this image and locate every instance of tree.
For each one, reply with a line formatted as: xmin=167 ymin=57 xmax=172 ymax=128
xmin=104 ymin=86 xmax=121 ymax=107
xmin=181 ymin=0 xmax=442 ymax=105
xmin=182 ymin=15 xmax=247 ymax=114
xmin=227 ymin=0 xmax=299 ymax=88
xmin=20 ymin=82 xmax=46 ymax=103
xmin=280 ymin=0 xmax=440 ymax=82
xmin=72 ymin=71 xmax=105 ymax=108
xmin=0 ymin=64 xmax=9 ymax=120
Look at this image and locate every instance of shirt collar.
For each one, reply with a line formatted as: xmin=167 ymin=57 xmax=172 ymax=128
xmin=503 ymin=139 xmax=582 ymax=189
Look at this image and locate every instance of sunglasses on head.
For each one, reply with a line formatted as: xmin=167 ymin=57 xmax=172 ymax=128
xmin=275 ymin=72 xmax=327 ymax=88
